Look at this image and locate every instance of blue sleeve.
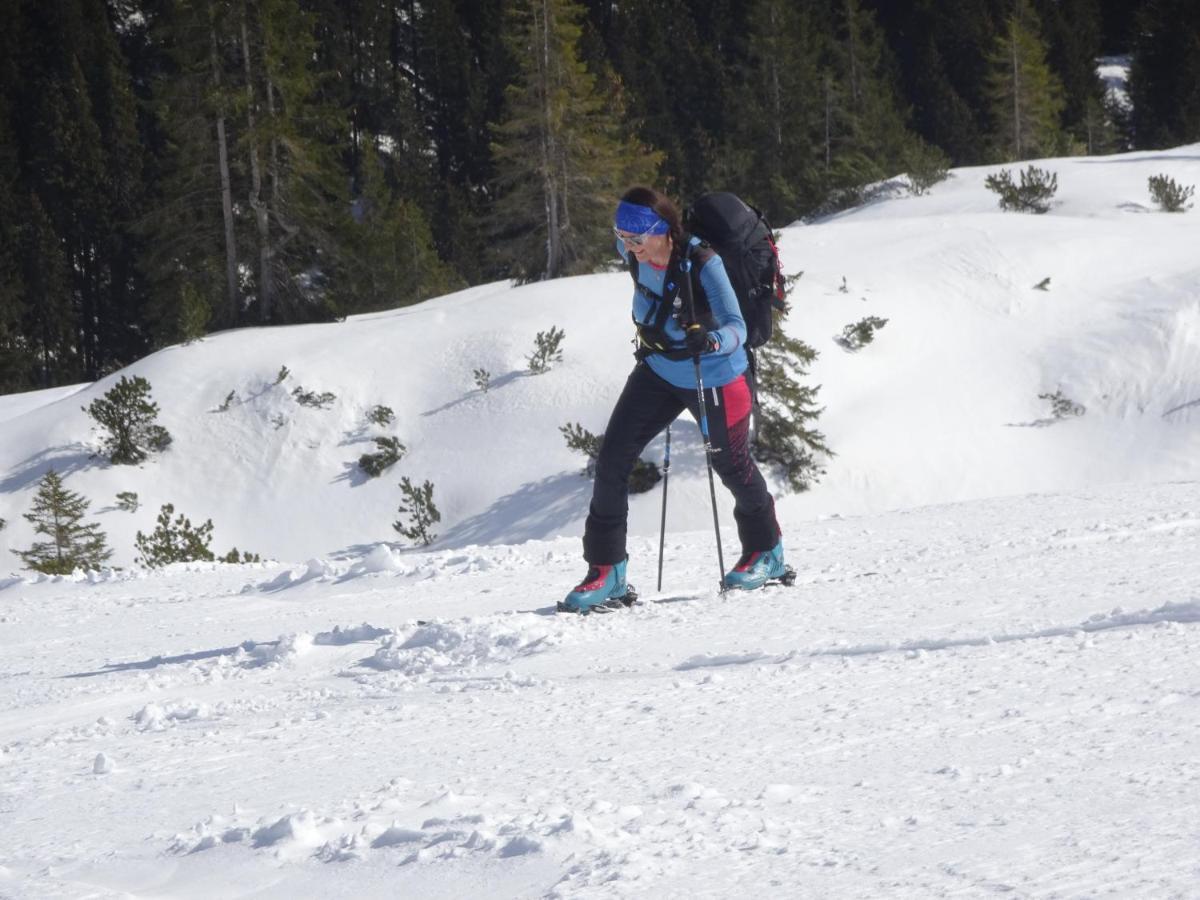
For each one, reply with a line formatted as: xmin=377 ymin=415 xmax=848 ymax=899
xmin=698 ymin=254 xmax=745 ymax=355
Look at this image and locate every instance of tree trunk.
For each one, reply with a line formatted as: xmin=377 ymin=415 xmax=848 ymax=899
xmin=210 ymin=6 xmax=239 ymax=325
xmin=1011 ymin=22 xmax=1022 ymax=158
xmin=538 ymin=0 xmax=559 ymax=279
xmin=241 ymin=5 xmax=272 ymax=322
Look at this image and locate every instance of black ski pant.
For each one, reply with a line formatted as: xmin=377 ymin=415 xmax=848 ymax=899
xmin=583 ymin=361 xmax=781 ymax=566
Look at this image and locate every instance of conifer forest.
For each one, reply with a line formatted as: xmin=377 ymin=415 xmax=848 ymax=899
xmin=1 ymin=0 xmax=1198 ymax=395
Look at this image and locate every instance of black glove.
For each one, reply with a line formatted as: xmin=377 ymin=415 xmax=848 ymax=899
xmin=683 ymin=324 xmax=716 ymax=356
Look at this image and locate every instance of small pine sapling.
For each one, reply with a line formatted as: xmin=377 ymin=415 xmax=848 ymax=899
xmin=359 ymin=436 xmax=406 ymax=478
xmin=216 ymin=390 xmax=237 ymax=412
xmin=83 ymin=375 xmax=173 ymax=465
xmin=115 ymin=491 xmax=139 ymax=512
xmin=836 ymin=316 xmax=889 ymax=350
xmin=1148 ymin=174 xmax=1195 ymax=212
xmin=393 ymin=477 xmax=441 ymax=546
xmin=838 ymin=276 xmax=849 ymax=294
xmin=473 ymin=368 xmax=491 ymax=392
xmin=292 ymin=386 xmax=337 ymax=408
xmin=905 ymin=143 xmax=951 ymax=195
xmin=18 ymin=470 xmax=113 ymax=574
xmin=179 ymin=282 xmax=211 ymax=344
xmin=366 ymin=405 xmax=395 ymax=427
xmin=1034 ymin=277 xmax=1051 ymax=291
xmin=274 ymin=365 xmax=290 ymax=384
xmin=527 ymin=326 xmax=565 ymax=374
xmin=1039 ymin=390 xmax=1086 ymax=419
xmin=985 ymin=166 xmax=1058 ymax=213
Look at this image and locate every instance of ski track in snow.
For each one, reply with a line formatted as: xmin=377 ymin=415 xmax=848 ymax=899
xmin=2 ymin=482 xmax=1200 ymax=897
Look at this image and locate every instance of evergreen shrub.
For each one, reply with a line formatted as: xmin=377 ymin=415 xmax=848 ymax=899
xmin=135 ymin=503 xmax=259 ymax=567
xmin=359 ymin=436 xmax=406 ymax=477
xmin=1148 ymin=175 xmax=1195 ymax=212
xmin=84 ymin=376 xmax=173 ymax=465
xmin=292 ymin=386 xmax=336 ymax=408
xmin=367 ymin=405 xmax=395 ymax=427
xmin=1039 ymin=390 xmax=1085 ymax=419
xmin=985 ymin=166 xmax=1058 ymax=213
xmin=116 ymin=491 xmax=139 ymax=512
xmin=837 ymin=316 xmax=889 ymax=350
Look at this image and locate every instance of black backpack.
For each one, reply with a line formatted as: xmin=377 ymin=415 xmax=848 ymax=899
xmin=684 ymin=192 xmax=788 ymax=349
xmin=626 ymin=192 xmax=788 ymax=359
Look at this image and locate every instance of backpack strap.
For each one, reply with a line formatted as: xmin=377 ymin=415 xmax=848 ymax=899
xmin=626 ymin=241 xmax=715 ymax=360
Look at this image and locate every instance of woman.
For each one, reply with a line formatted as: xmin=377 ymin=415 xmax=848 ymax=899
xmin=561 ymin=186 xmax=788 ymax=613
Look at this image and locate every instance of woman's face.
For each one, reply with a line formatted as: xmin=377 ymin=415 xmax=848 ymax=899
xmin=621 ymin=231 xmax=671 ymax=266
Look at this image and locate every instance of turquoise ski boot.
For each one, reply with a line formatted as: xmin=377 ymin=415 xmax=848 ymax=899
xmin=558 ymin=559 xmax=637 ymax=614
xmin=722 ymin=539 xmax=795 ymax=591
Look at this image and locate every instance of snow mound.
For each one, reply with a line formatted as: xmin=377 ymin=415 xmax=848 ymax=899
xmin=249 ymin=633 xmax=314 ymax=665
xmin=348 ymin=545 xmax=412 ymax=576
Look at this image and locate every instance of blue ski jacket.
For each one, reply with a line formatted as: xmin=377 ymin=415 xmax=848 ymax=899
xmin=618 ymin=237 xmax=749 ymax=390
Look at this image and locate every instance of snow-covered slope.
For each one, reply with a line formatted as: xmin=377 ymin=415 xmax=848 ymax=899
xmin=2 ymin=145 xmax=1200 ymax=898
xmin=3 ymin=147 xmax=1200 ymax=570
xmin=2 ymin=482 xmax=1199 ymax=898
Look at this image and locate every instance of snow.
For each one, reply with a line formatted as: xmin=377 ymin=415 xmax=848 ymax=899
xmin=2 ymin=146 xmax=1200 ymax=897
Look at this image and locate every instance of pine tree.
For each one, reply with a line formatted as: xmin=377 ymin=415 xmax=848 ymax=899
xmin=18 ymin=470 xmax=113 ymax=575
xmin=1034 ymin=0 xmax=1107 ymax=153
xmin=1128 ymin=0 xmax=1200 ymax=149
xmin=235 ymin=0 xmax=348 ymax=324
xmin=986 ymin=0 xmax=1065 ymax=160
xmin=138 ymin=0 xmax=242 ymax=341
xmin=14 ymin=0 xmax=150 ymax=379
xmin=731 ymin=0 xmax=826 ymax=220
xmin=416 ymin=0 xmax=506 ymax=282
xmin=818 ymin=0 xmax=920 ymax=206
xmin=490 ymin=0 xmax=660 ymax=281
xmin=339 ymin=139 xmax=459 ymax=313
xmin=753 ymin=322 xmax=831 ymax=493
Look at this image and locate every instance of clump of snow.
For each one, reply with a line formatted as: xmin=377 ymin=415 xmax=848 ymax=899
xmin=249 ymin=633 xmax=314 ymax=665
xmin=258 ymin=558 xmax=343 ymax=592
xmin=92 ymin=752 xmax=113 ymax=774
xmin=348 ymin=545 xmax=411 ymax=576
xmin=370 ymin=619 xmax=563 ymax=678
xmin=314 ymin=623 xmax=392 ymax=645
xmin=132 ymin=700 xmax=215 ymax=732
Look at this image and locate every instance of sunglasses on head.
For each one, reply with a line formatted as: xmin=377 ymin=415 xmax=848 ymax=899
xmin=613 ymin=225 xmax=656 ymax=246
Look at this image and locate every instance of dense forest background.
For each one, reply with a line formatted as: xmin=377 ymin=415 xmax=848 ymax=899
xmin=1 ymin=0 xmax=1198 ymax=394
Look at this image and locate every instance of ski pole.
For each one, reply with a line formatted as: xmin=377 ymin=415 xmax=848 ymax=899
xmin=656 ymin=423 xmax=671 ymax=592
xmin=679 ymin=249 xmax=728 ymax=592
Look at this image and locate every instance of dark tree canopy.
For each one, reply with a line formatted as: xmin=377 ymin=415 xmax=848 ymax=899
xmin=0 ymin=0 xmax=1183 ymax=393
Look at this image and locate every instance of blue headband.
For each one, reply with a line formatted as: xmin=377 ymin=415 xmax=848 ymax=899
xmin=615 ymin=201 xmax=669 ymax=236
